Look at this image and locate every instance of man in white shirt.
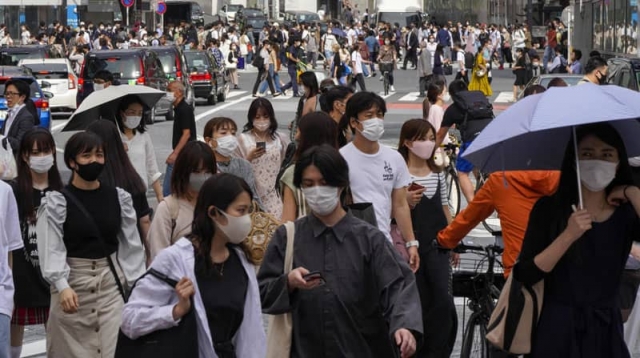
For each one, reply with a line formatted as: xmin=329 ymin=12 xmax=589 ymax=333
xmin=339 ymin=92 xmax=420 ymax=273
xmin=0 ymin=181 xmax=23 ymax=358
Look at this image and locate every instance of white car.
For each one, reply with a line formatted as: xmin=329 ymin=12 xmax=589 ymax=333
xmin=218 ymin=4 xmax=244 ymax=24
xmin=18 ymin=58 xmax=78 ymax=114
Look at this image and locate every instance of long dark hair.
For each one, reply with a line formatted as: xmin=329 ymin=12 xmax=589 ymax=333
xmin=189 ymin=173 xmax=255 ymax=276
xmin=397 ymin=119 xmax=441 ymax=172
xmin=15 ymin=128 xmax=63 ymax=222
xmin=244 ymin=98 xmax=278 ymax=139
xmin=294 ymin=112 xmax=338 ymax=161
xmin=300 ymin=71 xmax=319 ymax=98
xmin=171 ymin=141 xmax=217 ymax=200
xmin=86 ymin=120 xmax=147 ymax=195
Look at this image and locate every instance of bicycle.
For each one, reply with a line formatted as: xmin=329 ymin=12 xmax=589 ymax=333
xmin=379 ymin=61 xmax=394 ymax=95
xmin=452 ymin=234 xmax=505 ymax=358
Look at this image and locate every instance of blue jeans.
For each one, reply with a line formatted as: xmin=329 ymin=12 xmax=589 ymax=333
xmin=163 ymin=163 xmax=173 ymax=197
xmin=0 ymin=314 xmax=9 ymax=358
xmin=259 ymin=64 xmax=282 ymax=93
xmin=543 ymin=45 xmax=554 ymax=71
xmin=281 ymin=65 xmax=298 ymax=93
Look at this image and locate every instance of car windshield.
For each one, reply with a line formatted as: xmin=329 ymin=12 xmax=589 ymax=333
xmin=0 ymin=51 xmax=44 ymax=66
xmin=247 ymin=18 xmax=268 ymax=28
xmin=0 ymin=79 xmax=41 ymax=98
xmin=298 ymin=13 xmax=320 ymax=22
xmin=157 ymin=53 xmax=178 ymax=75
xmin=85 ymin=56 xmax=142 ymax=80
xmin=228 ymin=4 xmax=242 ymax=11
xmin=191 ymin=3 xmax=203 ymax=15
xmin=378 ymin=12 xmax=421 ymax=27
xmin=23 ymin=63 xmax=68 ymax=79
xmin=185 ymin=52 xmax=210 ymax=72
xmin=539 ymin=76 xmax=582 ymax=87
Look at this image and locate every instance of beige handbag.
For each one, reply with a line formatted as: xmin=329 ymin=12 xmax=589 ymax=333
xmin=485 ymin=274 xmax=544 ymax=354
xmin=244 ymin=201 xmax=281 ymax=265
xmin=265 ymin=222 xmax=295 ymax=358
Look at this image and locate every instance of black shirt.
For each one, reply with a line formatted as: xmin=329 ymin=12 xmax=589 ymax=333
xmin=442 ymin=101 xmax=465 ymax=129
xmin=62 ymin=184 xmax=120 ymax=258
xmin=172 ymin=98 xmax=196 ymax=149
xmin=196 ymin=248 xmax=248 ymax=358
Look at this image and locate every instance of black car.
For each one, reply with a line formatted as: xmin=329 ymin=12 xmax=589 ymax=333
xmin=282 ymin=11 xmax=321 ymax=28
xmin=607 ymin=57 xmax=640 ymax=91
xmin=184 ymin=50 xmax=228 ymax=105
xmin=149 ymin=45 xmax=195 ymax=108
xmin=77 ymin=48 xmax=171 ymax=122
xmin=0 ymin=45 xmax=55 ymax=66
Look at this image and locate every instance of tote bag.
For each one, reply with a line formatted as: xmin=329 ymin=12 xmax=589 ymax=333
xmin=485 ymin=273 xmax=544 ymax=354
xmin=265 ymin=221 xmax=295 ymax=358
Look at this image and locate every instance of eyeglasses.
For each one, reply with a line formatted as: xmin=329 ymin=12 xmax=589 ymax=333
xmin=4 ymin=91 xmax=20 ymax=97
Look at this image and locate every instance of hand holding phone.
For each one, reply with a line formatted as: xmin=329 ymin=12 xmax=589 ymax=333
xmin=302 ymin=271 xmax=325 ymax=285
xmin=408 ymin=182 xmax=425 ymax=192
xmin=256 ymin=141 xmax=266 ymax=150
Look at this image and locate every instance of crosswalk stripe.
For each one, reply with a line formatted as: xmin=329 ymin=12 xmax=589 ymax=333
xmin=398 ymin=92 xmax=422 ymax=102
xmin=493 ymin=91 xmax=514 ymax=103
xmin=226 ymin=90 xmax=248 ymax=99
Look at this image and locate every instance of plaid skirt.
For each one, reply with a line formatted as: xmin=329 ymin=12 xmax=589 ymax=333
xmin=11 ymin=306 xmax=49 ymax=326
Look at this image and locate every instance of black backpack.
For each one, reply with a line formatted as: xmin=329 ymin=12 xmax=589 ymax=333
xmin=464 ymin=51 xmax=475 ymax=69
xmin=252 ymin=48 xmax=265 ymax=68
xmin=453 ymin=90 xmax=495 ymax=143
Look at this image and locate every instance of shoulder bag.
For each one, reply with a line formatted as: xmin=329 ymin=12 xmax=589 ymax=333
xmin=265 ymin=221 xmax=295 ymax=358
xmin=343 ymin=186 xmax=378 ymax=227
xmin=485 ymin=273 xmax=544 ymax=354
xmin=114 ymin=268 xmax=199 ymax=358
xmin=244 ymin=201 xmax=281 ymax=265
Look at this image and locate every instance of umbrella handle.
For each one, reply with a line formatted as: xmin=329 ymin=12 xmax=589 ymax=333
xmin=573 ymin=126 xmax=584 ymax=209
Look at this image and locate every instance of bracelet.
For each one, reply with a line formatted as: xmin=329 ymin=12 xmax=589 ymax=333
xmin=405 ymin=240 xmax=420 ymax=249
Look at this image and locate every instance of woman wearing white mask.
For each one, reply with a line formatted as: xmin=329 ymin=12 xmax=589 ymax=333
xmin=9 ymin=129 xmax=63 ymax=358
xmin=236 ymin=98 xmax=289 ymax=220
xmin=122 ymin=173 xmax=266 ymax=358
xmin=425 ymin=82 xmax=451 ymax=167
xmin=147 ymin=142 xmax=216 ymax=263
xmin=513 ymin=123 xmax=640 ymax=357
xmin=397 ymin=119 xmax=456 ymax=357
xmin=117 ymin=96 xmax=163 ymax=204
xmin=203 ymin=117 xmax=262 ymax=209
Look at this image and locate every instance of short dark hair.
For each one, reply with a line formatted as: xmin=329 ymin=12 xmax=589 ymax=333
xmin=572 ymin=49 xmax=582 ymax=61
xmin=589 ymin=50 xmax=601 ymax=58
xmin=448 ymin=79 xmax=468 ymax=96
xmin=171 ymin=141 xmax=217 ymax=200
xmin=203 ymin=117 xmax=238 ymax=140
xmin=63 ymin=131 xmax=103 ymax=170
xmin=294 ymin=112 xmax=338 ymax=160
xmin=585 ymin=56 xmax=607 ymax=74
xmin=244 ymin=98 xmax=278 ymax=138
xmin=523 ymin=84 xmax=546 ymax=97
xmin=5 ymin=79 xmax=30 ymax=98
xmin=547 ymin=77 xmax=568 ymax=88
xmin=344 ymin=91 xmax=387 ymax=122
xmin=293 ymin=144 xmax=349 ymax=188
xmin=94 ymin=70 xmax=114 ymax=83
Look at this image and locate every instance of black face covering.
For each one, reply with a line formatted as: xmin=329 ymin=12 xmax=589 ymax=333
xmin=75 ymin=162 xmax=104 ymax=182
xmin=597 ymin=72 xmax=608 ymax=85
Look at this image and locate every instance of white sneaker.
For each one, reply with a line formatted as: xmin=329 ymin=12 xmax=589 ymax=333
xmin=390 ymin=86 xmax=396 ymax=92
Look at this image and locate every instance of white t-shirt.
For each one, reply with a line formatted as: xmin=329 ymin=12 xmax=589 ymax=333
xmin=0 ymin=180 xmax=23 ymax=318
xmin=122 ymin=131 xmax=162 ymax=189
xmin=456 ymin=50 xmax=465 ymax=71
xmin=351 ymin=51 xmax=363 ymax=74
xmin=340 ymin=143 xmax=412 ymax=241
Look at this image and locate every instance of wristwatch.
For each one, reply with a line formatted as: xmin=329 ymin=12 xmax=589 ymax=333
xmin=405 ymin=240 xmax=420 ymax=249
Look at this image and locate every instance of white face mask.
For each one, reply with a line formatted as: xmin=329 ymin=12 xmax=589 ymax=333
xmin=29 ymin=154 xmax=54 ymax=174
xmin=166 ymin=91 xmax=175 ymax=102
xmin=579 ymin=159 xmax=618 ymax=192
xmin=253 ymin=120 xmax=270 ymax=132
xmin=93 ymin=83 xmax=105 ymax=91
xmin=214 ymin=135 xmax=239 ymax=157
xmin=189 ymin=172 xmax=212 ymax=192
xmin=302 ymin=186 xmax=340 ymax=216
xmin=215 ymin=210 xmax=252 ymax=244
xmin=442 ymin=93 xmax=451 ymax=102
xmin=123 ymin=115 xmax=142 ymax=129
xmin=358 ymin=118 xmax=385 ymax=142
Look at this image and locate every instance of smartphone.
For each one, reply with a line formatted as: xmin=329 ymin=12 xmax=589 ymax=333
xmin=409 ymin=182 xmax=425 ymax=191
xmin=256 ymin=141 xmax=266 ymax=150
xmin=303 ymin=271 xmax=325 ymax=284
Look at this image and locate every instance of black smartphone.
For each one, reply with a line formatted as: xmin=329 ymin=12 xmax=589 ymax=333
xmin=256 ymin=141 xmax=266 ymax=150
xmin=303 ymin=271 xmax=325 ymax=284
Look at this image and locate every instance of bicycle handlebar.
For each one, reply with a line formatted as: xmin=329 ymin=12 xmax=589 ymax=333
xmin=453 ymin=241 xmax=504 ymax=255
xmin=441 ymin=143 xmax=459 ymax=151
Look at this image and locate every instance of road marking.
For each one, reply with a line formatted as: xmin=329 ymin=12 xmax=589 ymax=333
xmin=194 ymin=95 xmax=253 ymax=122
xmin=378 ymin=92 xmax=394 ymax=99
xmin=493 ymin=91 xmax=514 ymax=103
xmin=226 ymin=90 xmax=248 ymax=99
xmin=398 ymin=92 xmax=421 ymax=102
xmin=51 ymin=121 xmax=69 ymax=133
xmin=21 ymin=338 xmax=46 ymax=357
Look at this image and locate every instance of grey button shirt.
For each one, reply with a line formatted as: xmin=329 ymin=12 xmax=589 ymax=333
xmin=258 ymin=212 xmax=423 ymax=358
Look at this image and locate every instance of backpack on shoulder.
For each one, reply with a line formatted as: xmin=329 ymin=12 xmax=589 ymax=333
xmin=252 ymin=48 xmax=265 ymax=68
xmin=464 ymin=51 xmax=475 ymax=69
xmin=453 ymin=90 xmax=495 ymax=143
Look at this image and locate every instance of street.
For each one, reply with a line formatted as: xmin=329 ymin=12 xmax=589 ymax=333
xmin=22 ymin=63 xmax=518 ymax=357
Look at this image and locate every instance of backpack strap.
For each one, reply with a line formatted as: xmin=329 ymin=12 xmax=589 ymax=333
xmin=164 ymin=195 xmax=181 ymax=240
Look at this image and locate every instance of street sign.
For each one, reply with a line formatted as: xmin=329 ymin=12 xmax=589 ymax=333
xmin=156 ymin=1 xmax=167 ymax=15
xmin=121 ymin=0 xmax=135 ymax=8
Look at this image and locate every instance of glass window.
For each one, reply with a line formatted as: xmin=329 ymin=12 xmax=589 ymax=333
xmin=615 ymin=0 xmax=627 ymax=52
xmin=594 ymin=2 xmax=603 ymax=51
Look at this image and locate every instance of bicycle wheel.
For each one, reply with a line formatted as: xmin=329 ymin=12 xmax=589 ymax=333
xmin=461 ymin=312 xmax=490 ymax=358
xmin=476 ymin=172 xmax=501 ymax=234
xmin=383 ymin=72 xmax=390 ymax=95
xmin=446 ymin=168 xmax=461 ymax=217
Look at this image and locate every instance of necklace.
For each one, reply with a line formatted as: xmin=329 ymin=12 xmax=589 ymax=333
xmin=214 ymin=262 xmax=225 ymax=276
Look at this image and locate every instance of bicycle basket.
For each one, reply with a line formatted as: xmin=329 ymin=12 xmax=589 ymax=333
xmin=379 ymin=63 xmax=394 ymax=74
xmin=452 ymin=256 xmax=505 ymax=298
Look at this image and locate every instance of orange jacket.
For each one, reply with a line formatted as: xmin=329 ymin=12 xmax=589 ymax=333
xmin=437 ymin=171 xmax=560 ymax=276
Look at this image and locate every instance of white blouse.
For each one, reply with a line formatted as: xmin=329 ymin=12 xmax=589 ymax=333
xmin=122 ymin=131 xmax=162 ymax=189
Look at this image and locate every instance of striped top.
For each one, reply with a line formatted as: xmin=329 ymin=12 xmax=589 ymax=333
xmin=411 ymin=172 xmax=448 ymax=206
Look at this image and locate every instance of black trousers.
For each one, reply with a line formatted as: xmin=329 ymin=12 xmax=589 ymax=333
xmin=419 ymin=76 xmax=430 ymax=96
xmin=403 ymin=47 xmax=417 ymax=68
xmin=252 ymin=68 xmax=275 ymax=95
xmin=415 ymin=247 xmax=458 ymax=358
xmin=350 ymin=73 xmax=366 ymax=91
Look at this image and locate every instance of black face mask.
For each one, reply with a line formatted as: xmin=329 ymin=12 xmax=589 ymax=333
xmin=597 ymin=71 xmax=608 ymax=85
xmin=75 ymin=162 xmax=104 ymax=182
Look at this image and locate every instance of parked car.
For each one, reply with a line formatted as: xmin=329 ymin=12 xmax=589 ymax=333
xmin=518 ymin=74 xmax=584 ymax=100
xmin=607 ymin=57 xmax=640 ymax=91
xmin=184 ymin=50 xmax=228 ymax=105
xmin=219 ymin=4 xmax=245 ymax=24
xmin=77 ymin=48 xmax=171 ymax=122
xmin=0 ymin=72 xmax=53 ymax=131
xmin=0 ymin=45 xmax=55 ymax=66
xmin=19 ymin=58 xmax=77 ymax=116
xmin=150 ymin=45 xmax=195 ymax=109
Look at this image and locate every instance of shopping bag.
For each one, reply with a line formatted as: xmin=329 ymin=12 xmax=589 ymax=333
xmin=0 ymin=137 xmax=17 ymax=180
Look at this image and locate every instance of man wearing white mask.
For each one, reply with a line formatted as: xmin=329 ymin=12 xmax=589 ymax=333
xmin=92 ymin=69 xmax=113 ymax=91
xmin=339 ymin=92 xmax=420 ymax=273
